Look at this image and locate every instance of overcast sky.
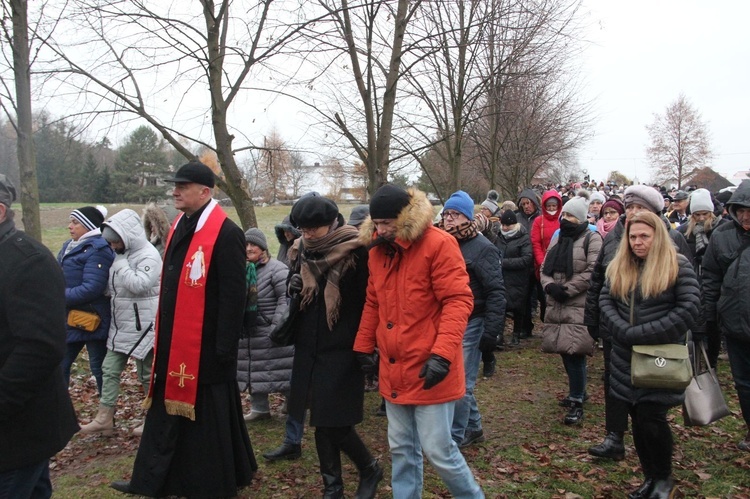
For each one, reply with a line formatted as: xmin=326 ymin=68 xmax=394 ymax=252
xmin=578 ymin=0 xmax=750 ymax=184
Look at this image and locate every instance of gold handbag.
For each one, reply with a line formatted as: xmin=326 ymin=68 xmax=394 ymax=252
xmin=67 ymin=309 xmax=101 ymax=332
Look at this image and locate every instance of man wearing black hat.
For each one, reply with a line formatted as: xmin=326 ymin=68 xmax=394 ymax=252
xmin=112 ymin=161 xmax=257 ymax=497
xmin=667 ymin=190 xmax=689 ymax=227
xmin=0 ymin=175 xmax=79 ymax=497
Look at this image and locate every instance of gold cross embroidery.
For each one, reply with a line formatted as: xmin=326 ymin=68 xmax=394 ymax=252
xmin=169 ymin=362 xmax=195 ymax=388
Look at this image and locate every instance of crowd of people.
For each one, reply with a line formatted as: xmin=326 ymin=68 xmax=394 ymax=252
xmin=3 ymin=165 xmax=750 ymax=499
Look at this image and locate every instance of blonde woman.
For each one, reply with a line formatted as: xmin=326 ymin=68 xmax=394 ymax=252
xmin=599 ymin=211 xmax=700 ymax=499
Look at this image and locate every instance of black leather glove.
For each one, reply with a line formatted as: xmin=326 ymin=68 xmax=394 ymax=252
xmin=479 ymin=333 xmax=498 ymax=353
xmin=356 ymin=352 xmax=379 ymax=375
xmin=587 ymin=325 xmax=599 ymax=340
xmin=418 ymin=354 xmax=451 ymax=390
xmin=545 ymin=283 xmax=569 ymax=303
xmin=288 ymin=274 xmax=303 ymax=296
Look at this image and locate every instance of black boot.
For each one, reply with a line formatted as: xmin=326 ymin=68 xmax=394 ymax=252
xmin=588 ymin=431 xmax=625 ymax=461
xmin=355 ymin=460 xmax=383 ymax=499
xmin=510 ymin=331 xmax=520 ymax=346
xmin=315 ymin=429 xmax=344 ymax=499
xmin=627 ymin=478 xmax=654 ymax=499
xmin=648 ymin=477 xmax=675 ymax=499
xmin=263 ymin=442 xmax=302 ymax=461
xmin=110 ymin=481 xmax=133 ymax=494
xmin=338 ymin=428 xmax=383 ymax=499
xmin=563 ymin=401 xmax=583 ymax=425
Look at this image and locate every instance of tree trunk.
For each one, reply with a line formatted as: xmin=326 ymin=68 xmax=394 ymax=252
xmin=11 ymin=0 xmax=41 ymax=240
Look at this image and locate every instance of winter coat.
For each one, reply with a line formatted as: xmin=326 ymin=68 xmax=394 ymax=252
xmin=457 ymin=234 xmax=506 ymax=339
xmin=237 ymin=258 xmax=292 ymax=394
xmin=516 ymin=188 xmax=540 ymax=232
xmin=354 ymin=189 xmax=473 ymax=406
xmin=58 ymin=233 xmax=115 ymax=343
xmin=274 ymin=216 xmax=301 ymax=268
xmin=600 ymin=254 xmax=700 ymax=406
xmin=0 ymin=220 xmax=79 ymax=472
xmin=287 ymin=245 xmax=368 ymax=428
xmin=702 ymin=180 xmax=750 ymax=342
xmin=584 ymin=213 xmax=692 ymax=340
xmin=540 ymin=228 xmax=601 ymax=355
xmin=102 ymin=209 xmax=161 ymax=360
xmin=531 ymin=190 xmax=563 ymax=273
xmin=495 ymin=225 xmax=532 ymax=311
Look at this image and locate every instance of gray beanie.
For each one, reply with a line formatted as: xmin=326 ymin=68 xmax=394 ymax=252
xmin=244 ymin=227 xmax=268 ymax=251
xmin=623 ymin=185 xmax=664 ymax=214
xmin=101 ymin=226 xmax=123 ymax=245
xmin=689 ymin=188 xmax=713 ymax=213
xmin=561 ymin=197 xmax=588 ymax=223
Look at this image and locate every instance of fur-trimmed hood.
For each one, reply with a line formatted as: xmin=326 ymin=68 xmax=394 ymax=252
xmin=358 ymin=188 xmax=435 ymax=246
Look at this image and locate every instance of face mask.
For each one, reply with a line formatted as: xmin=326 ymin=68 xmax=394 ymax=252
xmin=546 ymin=209 xmax=557 ymax=216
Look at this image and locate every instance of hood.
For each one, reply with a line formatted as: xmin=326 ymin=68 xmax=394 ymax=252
xmin=540 ymin=190 xmax=562 ymax=220
xmin=517 ymin=188 xmax=540 ymax=211
xmin=142 ymin=203 xmax=171 ymax=246
xmin=102 ymin=209 xmax=148 ymax=252
xmin=727 ymin=180 xmax=750 ymax=229
xmin=359 ymin=188 xmax=435 ymax=245
xmin=274 ymin=215 xmax=300 ymax=244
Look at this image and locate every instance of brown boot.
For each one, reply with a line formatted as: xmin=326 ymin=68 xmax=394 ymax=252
xmin=80 ymin=405 xmax=116 ymax=436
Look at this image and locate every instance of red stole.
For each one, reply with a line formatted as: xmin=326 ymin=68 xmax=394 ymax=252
xmin=144 ymin=199 xmax=226 ymax=420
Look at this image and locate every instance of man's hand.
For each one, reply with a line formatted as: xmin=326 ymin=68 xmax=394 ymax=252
xmin=545 ymin=283 xmax=569 ymax=303
xmin=356 ymin=352 xmax=379 ymax=375
xmin=418 ymin=354 xmax=451 ymax=390
xmin=288 ymin=274 xmax=303 ymax=296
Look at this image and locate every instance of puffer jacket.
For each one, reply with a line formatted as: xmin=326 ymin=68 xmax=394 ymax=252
xmin=516 ymin=188 xmax=540 ymax=232
xmin=354 ymin=188 xmax=473 ymax=406
xmin=101 ymin=209 xmax=161 ymax=360
xmin=531 ymin=190 xmax=562 ymax=273
xmin=274 ymin=216 xmax=301 ymax=268
xmin=237 ymin=257 xmax=292 ymax=393
xmin=600 ymin=254 xmax=700 ymax=406
xmin=584 ymin=213 xmax=692 ymax=339
xmin=58 ymin=233 xmax=115 ymax=342
xmin=540 ymin=228 xmax=601 ymax=355
xmin=702 ymin=180 xmax=750 ymax=341
xmin=495 ymin=224 xmax=532 ymax=311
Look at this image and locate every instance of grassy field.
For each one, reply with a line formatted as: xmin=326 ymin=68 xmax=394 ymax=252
xmin=21 ymin=202 xmax=750 ymax=498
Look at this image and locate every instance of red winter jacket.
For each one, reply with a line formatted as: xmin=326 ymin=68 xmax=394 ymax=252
xmin=531 ymin=190 xmax=562 ymax=274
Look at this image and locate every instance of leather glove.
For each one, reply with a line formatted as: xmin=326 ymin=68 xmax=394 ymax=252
xmin=288 ymin=274 xmax=303 ymax=296
xmin=356 ymin=352 xmax=379 ymax=375
xmin=418 ymin=354 xmax=451 ymax=390
xmin=545 ymin=283 xmax=569 ymax=303
xmin=587 ymin=325 xmax=599 ymax=340
xmin=479 ymin=333 xmax=498 ymax=353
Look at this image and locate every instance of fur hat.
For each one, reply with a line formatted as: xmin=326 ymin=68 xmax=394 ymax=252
xmin=369 ymin=184 xmax=410 ymax=219
xmin=501 ymin=200 xmax=517 ymax=212
xmin=244 ymin=227 xmax=268 ymax=251
xmin=623 ymin=185 xmax=663 ymax=214
xmin=348 ymin=205 xmax=370 ymax=227
xmin=480 ymin=190 xmax=500 ymax=215
xmin=70 ymin=205 xmax=108 ymax=231
xmin=0 ymin=174 xmax=16 ymax=207
xmin=443 ymin=190 xmax=475 ymax=220
xmin=590 ymin=191 xmax=606 ymax=204
xmin=500 ymin=210 xmax=517 ymax=226
xmin=290 ymin=193 xmax=339 ymax=229
xmin=689 ymin=188 xmax=713 ymax=213
xmin=561 ymin=197 xmax=588 ymax=223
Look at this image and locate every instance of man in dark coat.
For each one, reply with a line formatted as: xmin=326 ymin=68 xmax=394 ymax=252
xmin=111 ymin=161 xmax=256 ymax=498
xmin=702 ymin=179 xmax=750 ymax=451
xmin=0 ymin=175 xmax=79 ymax=498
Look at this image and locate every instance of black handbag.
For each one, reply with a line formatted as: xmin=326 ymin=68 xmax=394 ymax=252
xmin=269 ymin=293 xmax=301 ymax=347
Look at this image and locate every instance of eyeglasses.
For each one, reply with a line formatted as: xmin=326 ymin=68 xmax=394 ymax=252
xmin=442 ymin=210 xmax=463 ymax=220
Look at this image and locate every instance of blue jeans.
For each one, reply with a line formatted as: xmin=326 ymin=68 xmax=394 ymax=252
xmin=561 ymin=353 xmax=587 ymax=402
xmin=452 ymin=316 xmax=483 ymax=442
xmin=284 ymin=414 xmax=305 ymax=445
xmin=0 ymin=459 xmax=52 ymax=499
xmin=726 ymin=336 xmax=750 ymax=428
xmin=62 ymin=340 xmax=108 ymax=395
xmin=386 ymin=400 xmax=484 ymax=499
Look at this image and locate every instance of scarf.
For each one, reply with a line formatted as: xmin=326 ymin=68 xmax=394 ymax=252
xmin=288 ymin=225 xmax=363 ymax=329
xmin=145 ymin=199 xmax=226 ymax=420
xmin=596 ymin=217 xmax=618 ymax=238
xmin=63 ymin=228 xmax=101 ymax=257
xmin=438 ymin=219 xmax=478 ymax=241
xmin=245 ymin=262 xmax=258 ymax=313
xmin=501 ymin=224 xmax=519 ymax=239
xmin=692 ymin=223 xmax=709 ymax=257
xmin=542 ymin=219 xmax=589 ymax=278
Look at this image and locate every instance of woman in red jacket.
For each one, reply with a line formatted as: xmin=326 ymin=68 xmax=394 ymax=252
xmin=531 ymin=190 xmax=562 ymax=321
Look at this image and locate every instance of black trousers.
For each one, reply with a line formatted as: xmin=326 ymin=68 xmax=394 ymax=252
xmin=603 ymin=339 xmax=630 ymax=433
xmin=629 ymin=402 xmax=673 ymax=480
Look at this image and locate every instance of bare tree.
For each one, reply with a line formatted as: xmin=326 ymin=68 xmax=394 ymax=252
xmin=41 ymin=0 xmax=328 ymax=228
xmin=286 ymin=150 xmax=313 ymax=199
xmin=646 ymin=93 xmax=712 ymax=189
xmin=258 ymin=130 xmax=291 ymax=204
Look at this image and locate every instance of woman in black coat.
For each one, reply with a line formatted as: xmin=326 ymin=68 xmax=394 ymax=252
xmin=600 ymin=211 xmax=700 ymax=499
xmin=495 ymin=210 xmax=533 ymax=346
xmin=286 ymin=195 xmax=382 ymax=499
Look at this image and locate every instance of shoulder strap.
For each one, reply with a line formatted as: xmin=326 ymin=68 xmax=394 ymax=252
xmin=583 ymin=230 xmax=592 ymax=257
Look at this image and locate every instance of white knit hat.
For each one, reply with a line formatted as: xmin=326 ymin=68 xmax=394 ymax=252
xmin=562 ymin=197 xmax=589 ymax=223
xmin=689 ymin=188 xmax=713 ymax=213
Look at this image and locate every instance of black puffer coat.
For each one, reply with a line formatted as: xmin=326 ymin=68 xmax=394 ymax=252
xmin=702 ymin=180 xmax=750 ymax=341
xmin=495 ymin=225 xmax=532 ymax=311
xmin=584 ymin=213 xmax=692 ymax=339
xmin=600 ymin=254 xmax=700 ymax=406
xmin=458 ymin=233 xmax=506 ymax=338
